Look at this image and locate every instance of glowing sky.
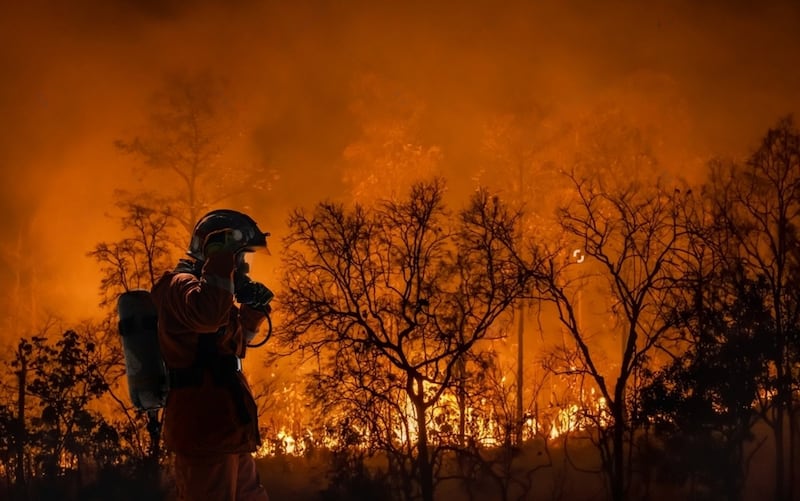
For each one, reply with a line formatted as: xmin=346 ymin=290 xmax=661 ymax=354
xmin=1 ymin=0 xmax=798 ymax=328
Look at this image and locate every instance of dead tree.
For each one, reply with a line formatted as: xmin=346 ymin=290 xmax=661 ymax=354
xmin=278 ymin=178 xmax=542 ymax=501
xmin=538 ymin=171 xmax=689 ymax=501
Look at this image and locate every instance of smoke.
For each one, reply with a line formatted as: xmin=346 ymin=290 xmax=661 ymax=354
xmin=0 ymin=0 xmax=798 ymax=328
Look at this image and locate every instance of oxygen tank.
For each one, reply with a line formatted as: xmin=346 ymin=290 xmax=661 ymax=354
xmin=117 ymin=289 xmax=167 ymax=411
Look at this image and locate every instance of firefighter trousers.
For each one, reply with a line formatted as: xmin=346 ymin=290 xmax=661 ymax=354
xmin=174 ymin=451 xmax=269 ymax=501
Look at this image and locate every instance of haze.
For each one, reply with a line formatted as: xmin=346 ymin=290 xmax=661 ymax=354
xmin=1 ymin=0 xmax=798 ymax=331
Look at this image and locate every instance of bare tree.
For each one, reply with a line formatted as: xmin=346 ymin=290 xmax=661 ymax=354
xmin=537 ymin=171 xmax=689 ymax=500
xmin=87 ymin=195 xmax=177 ymax=486
xmin=88 ymin=195 xmax=177 ymax=308
xmin=477 ymin=105 xmax=665 ymax=450
xmin=277 ymin=179 xmax=540 ymax=501
xmin=115 ymin=71 xmax=275 ymax=240
xmin=475 ymin=108 xmax=571 ymax=447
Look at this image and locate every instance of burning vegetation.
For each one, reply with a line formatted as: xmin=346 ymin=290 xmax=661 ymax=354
xmin=1 ymin=1 xmax=800 ymax=500
xmin=4 ymin=113 xmax=799 ymax=500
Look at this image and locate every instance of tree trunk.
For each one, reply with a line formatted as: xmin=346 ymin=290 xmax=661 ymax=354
xmin=610 ymin=388 xmax=626 ymax=501
xmin=14 ymin=355 xmax=26 ymax=501
xmin=775 ymin=344 xmax=787 ymax=501
xmin=786 ymin=408 xmax=797 ymax=499
xmin=414 ymin=397 xmax=434 ymax=501
xmin=774 ymin=418 xmax=786 ymax=501
xmin=457 ymin=358 xmax=466 ymax=447
xmin=783 ymin=350 xmax=794 ymax=501
xmin=516 ymin=303 xmax=524 ymax=446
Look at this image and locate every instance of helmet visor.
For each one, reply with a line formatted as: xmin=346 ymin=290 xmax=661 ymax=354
xmin=243 ymin=230 xmax=270 ymax=254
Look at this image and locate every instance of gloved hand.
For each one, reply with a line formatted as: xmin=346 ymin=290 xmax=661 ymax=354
xmin=235 ymin=278 xmax=274 ymax=310
xmin=203 ymin=229 xmax=245 ymax=258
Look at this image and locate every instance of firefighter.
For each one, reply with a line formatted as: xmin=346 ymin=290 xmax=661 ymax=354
xmin=151 ymin=209 xmax=274 ymax=501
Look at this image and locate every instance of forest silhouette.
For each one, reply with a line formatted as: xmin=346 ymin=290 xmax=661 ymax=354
xmin=2 ymin=1 xmax=800 ymax=500
xmin=2 ymin=92 xmax=799 ymax=499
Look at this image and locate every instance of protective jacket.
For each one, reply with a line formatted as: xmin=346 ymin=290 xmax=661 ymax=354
xmin=151 ymin=251 xmax=265 ymax=455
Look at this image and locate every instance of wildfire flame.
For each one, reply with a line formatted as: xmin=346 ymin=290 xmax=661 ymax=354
xmin=254 ymin=387 xmax=611 ymax=458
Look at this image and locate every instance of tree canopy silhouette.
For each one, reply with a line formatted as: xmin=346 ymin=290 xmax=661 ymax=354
xmin=277 ymin=178 xmax=545 ymax=501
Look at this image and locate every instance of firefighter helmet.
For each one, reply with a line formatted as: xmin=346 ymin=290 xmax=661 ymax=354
xmin=188 ymin=209 xmax=269 ymax=261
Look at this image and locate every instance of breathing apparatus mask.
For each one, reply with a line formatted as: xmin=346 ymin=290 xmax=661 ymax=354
xmin=233 ymin=251 xmax=274 ymax=348
xmin=189 ymin=209 xmax=276 ymax=346
xmin=234 ymin=252 xmax=275 ymax=312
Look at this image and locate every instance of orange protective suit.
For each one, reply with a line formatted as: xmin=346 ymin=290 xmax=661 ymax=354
xmin=151 ymin=250 xmax=269 ymax=501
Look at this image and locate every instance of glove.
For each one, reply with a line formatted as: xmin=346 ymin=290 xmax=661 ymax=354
xmin=203 ymin=229 xmax=246 ymax=258
xmin=235 ymin=278 xmax=274 ymax=310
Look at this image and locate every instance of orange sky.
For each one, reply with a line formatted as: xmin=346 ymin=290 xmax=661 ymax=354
xmin=0 ymin=0 xmax=798 ymax=332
